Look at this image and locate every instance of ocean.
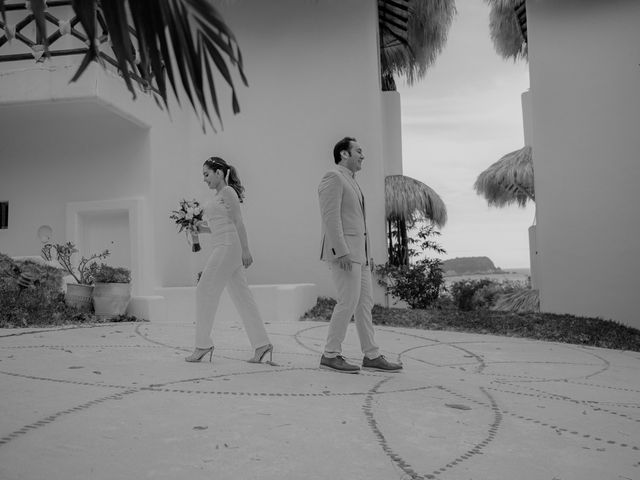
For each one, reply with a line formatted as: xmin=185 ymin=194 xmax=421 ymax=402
xmin=444 ymin=268 xmax=531 ymax=287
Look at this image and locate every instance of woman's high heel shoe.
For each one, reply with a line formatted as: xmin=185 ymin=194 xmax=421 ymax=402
xmin=248 ymin=344 xmax=273 ymax=364
xmin=185 ymin=346 xmax=214 ymax=363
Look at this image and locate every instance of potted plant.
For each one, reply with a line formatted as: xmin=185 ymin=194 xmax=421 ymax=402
xmin=41 ymin=242 xmax=110 ymax=313
xmin=91 ymin=264 xmax=132 ymax=320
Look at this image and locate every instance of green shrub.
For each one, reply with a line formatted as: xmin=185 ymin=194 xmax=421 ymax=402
xmin=13 ymin=259 xmax=65 ymax=300
xmin=474 ymin=280 xmax=524 ymax=309
xmin=0 ymin=252 xmax=141 ymax=327
xmin=432 ymin=290 xmax=455 ymax=310
xmin=92 ymin=264 xmax=131 ymax=283
xmin=450 ymin=279 xmax=527 ymax=311
xmin=376 ymin=223 xmax=447 ymax=309
xmin=301 ymin=296 xmax=336 ymax=320
xmin=376 ymin=258 xmax=446 ymax=309
xmin=0 ymin=260 xmax=92 ymax=327
xmin=470 ymin=283 xmax=503 ymax=310
xmin=450 ymin=279 xmax=496 ymax=311
xmin=300 ymin=297 xmax=640 ymax=352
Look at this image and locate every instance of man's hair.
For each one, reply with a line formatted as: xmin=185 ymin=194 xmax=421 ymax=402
xmin=333 ymin=137 xmax=356 ymax=164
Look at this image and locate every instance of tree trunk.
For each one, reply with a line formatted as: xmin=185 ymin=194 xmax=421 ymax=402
xmin=387 ymin=219 xmax=395 ymax=264
xmin=398 ymin=218 xmax=409 ymax=266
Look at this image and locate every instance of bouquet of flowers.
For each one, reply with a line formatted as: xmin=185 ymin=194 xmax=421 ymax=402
xmin=170 ymin=199 xmax=204 ymax=252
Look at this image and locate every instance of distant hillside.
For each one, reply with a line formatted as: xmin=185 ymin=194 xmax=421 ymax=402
xmin=442 ymin=256 xmax=503 ymax=275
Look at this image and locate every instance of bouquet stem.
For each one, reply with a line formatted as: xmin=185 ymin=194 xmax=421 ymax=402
xmin=190 ymin=232 xmax=201 ymax=252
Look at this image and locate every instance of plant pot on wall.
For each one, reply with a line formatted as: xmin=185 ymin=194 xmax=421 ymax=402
xmin=65 ymin=283 xmax=94 ymax=313
xmin=92 ymin=283 xmax=131 ymax=320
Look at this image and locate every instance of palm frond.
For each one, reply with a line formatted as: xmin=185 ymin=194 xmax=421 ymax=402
xmin=484 ymin=0 xmax=520 ymax=8
xmin=485 ymin=0 xmax=528 ymax=61
xmin=1 ymin=0 xmax=248 ymax=127
xmin=378 ymin=0 xmax=411 ymax=50
xmin=380 ymin=0 xmax=457 ymax=89
xmin=492 ymin=288 xmax=539 ymax=312
xmin=385 ymin=174 xmax=448 ymax=227
xmin=474 ymin=145 xmax=534 ymax=208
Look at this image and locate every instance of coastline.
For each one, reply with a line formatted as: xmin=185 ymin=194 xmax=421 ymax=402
xmin=444 ymin=269 xmax=530 ymax=286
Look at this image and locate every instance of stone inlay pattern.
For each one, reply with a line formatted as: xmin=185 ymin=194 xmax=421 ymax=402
xmin=1 ymin=320 xmax=639 ymax=480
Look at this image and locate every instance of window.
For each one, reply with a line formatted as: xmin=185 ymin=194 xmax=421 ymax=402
xmin=0 ymin=202 xmax=8 ymax=229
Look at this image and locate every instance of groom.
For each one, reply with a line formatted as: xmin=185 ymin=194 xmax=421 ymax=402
xmin=317 ymin=137 xmax=402 ymax=373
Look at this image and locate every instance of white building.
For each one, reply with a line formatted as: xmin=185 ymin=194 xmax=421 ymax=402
xmin=492 ymin=0 xmax=640 ymax=328
xmin=0 ymin=0 xmax=405 ymax=322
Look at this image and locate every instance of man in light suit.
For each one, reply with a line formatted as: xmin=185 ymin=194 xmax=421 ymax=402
xmin=317 ymin=137 xmax=403 ymax=373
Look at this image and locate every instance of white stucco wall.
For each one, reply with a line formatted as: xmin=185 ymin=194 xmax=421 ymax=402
xmin=521 ymin=91 xmax=538 ymax=289
xmin=0 ymin=98 xmax=150 ymax=262
xmin=1 ymin=0 xmax=388 ymax=305
xmin=527 ymin=0 xmax=640 ymax=327
xmin=0 ymin=58 xmax=187 ymax=296
xmin=155 ymin=0 xmax=387 ymax=299
xmin=382 ymin=91 xmax=404 ymax=176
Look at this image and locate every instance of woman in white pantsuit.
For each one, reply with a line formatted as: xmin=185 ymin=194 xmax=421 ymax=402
xmin=185 ymin=157 xmax=273 ymax=364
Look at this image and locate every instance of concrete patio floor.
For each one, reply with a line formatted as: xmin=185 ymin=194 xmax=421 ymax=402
xmin=1 ymin=317 xmax=639 ymax=480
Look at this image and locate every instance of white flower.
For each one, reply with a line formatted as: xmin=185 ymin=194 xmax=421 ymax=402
xmin=185 ymin=213 xmax=193 ymax=221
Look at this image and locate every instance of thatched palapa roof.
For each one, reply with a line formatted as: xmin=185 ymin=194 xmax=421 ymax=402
xmin=474 ymin=145 xmax=534 ymax=208
xmin=385 ymin=175 xmax=448 ymax=227
xmin=379 ymin=0 xmax=457 ymax=90
xmin=484 ymin=0 xmax=528 ymax=60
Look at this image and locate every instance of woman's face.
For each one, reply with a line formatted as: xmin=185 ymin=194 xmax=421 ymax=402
xmin=203 ymin=166 xmax=223 ymax=190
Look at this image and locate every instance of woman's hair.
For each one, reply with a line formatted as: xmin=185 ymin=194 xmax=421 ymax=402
xmin=203 ymin=156 xmax=245 ymax=202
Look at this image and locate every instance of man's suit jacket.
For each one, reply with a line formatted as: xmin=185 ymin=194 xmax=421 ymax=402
xmin=318 ymin=165 xmax=369 ymax=265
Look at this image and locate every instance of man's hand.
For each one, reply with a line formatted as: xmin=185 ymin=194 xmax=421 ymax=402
xmin=336 ymin=254 xmax=353 ymax=271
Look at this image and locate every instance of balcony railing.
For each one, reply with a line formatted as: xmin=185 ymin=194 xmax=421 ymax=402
xmin=0 ymin=1 xmax=155 ymax=93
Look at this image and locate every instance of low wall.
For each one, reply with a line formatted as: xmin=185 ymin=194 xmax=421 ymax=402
xmin=154 ymin=283 xmax=318 ymax=325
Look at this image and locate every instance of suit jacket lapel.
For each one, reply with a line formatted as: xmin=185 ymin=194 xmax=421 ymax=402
xmin=338 ymin=168 xmax=365 ymax=214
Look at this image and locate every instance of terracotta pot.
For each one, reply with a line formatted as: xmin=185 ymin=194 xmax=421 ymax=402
xmin=92 ymin=283 xmax=131 ymax=320
xmin=65 ymin=283 xmax=94 ymax=313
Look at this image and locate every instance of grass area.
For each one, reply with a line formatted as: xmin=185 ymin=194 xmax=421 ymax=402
xmin=0 ymin=310 xmax=140 ymax=329
xmin=1 ymin=257 xmax=140 ymax=328
xmin=0 ymin=289 xmax=140 ymax=328
xmin=302 ymin=297 xmax=640 ymax=352
xmin=3 ymin=290 xmax=638 ymax=353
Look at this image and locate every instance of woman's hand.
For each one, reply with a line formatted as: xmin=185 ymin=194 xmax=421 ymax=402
xmin=194 ymin=220 xmax=210 ymax=233
xmin=242 ymin=249 xmax=253 ymax=269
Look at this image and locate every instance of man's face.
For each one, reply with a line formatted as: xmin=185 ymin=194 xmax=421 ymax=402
xmin=343 ymin=141 xmax=364 ymax=173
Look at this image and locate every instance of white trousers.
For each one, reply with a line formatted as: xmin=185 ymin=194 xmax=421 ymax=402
xmin=195 ymin=240 xmax=270 ymax=350
xmin=324 ymin=262 xmax=380 ymax=359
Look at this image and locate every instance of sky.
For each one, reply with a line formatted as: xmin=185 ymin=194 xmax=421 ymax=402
xmin=396 ymin=0 xmax=533 ymax=269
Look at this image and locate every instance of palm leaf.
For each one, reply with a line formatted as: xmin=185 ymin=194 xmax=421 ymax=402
xmin=100 ymin=0 xmax=137 ymax=94
xmin=485 ymin=0 xmax=528 ymax=60
xmin=493 ymin=288 xmax=539 ymax=312
xmin=4 ymin=0 xmax=248 ymax=127
xmin=380 ymin=0 xmax=457 ymax=90
xmin=128 ymin=0 xmax=168 ymax=102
